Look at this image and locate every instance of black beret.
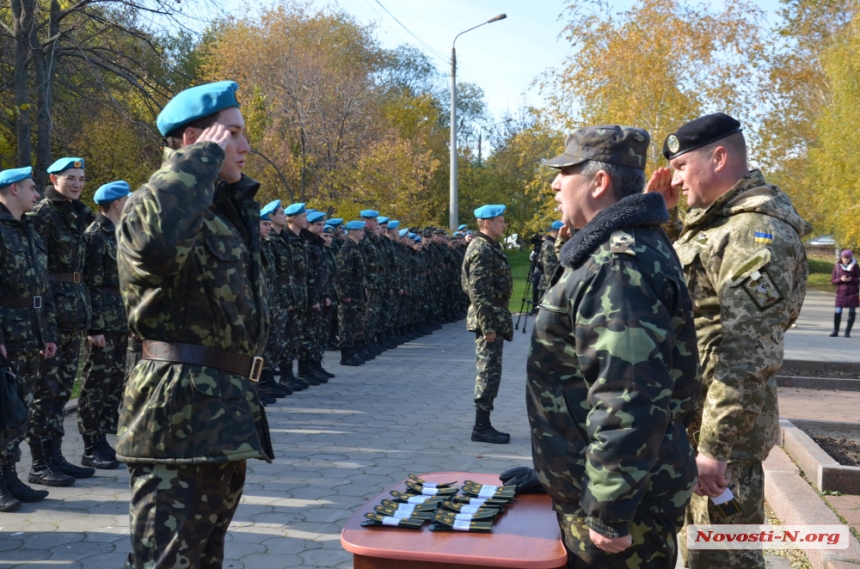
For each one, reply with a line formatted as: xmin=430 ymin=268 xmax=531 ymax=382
xmin=663 ymin=113 xmax=742 ymax=161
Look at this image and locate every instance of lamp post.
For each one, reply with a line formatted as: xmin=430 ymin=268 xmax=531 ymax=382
xmin=450 ymin=13 xmax=507 ymax=230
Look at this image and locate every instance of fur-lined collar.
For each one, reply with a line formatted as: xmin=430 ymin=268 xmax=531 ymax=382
xmin=560 ymin=192 xmax=668 ymax=268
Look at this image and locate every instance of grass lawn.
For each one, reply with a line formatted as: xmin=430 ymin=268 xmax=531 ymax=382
xmin=807 ymin=254 xmax=837 ymax=295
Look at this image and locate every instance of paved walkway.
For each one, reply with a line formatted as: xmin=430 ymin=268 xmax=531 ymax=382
xmin=784 ymin=290 xmax=860 ymax=362
xmin=0 ymin=290 xmax=851 ymax=568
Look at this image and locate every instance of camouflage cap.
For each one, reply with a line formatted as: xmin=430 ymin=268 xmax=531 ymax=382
xmin=544 ymin=125 xmax=649 ymax=171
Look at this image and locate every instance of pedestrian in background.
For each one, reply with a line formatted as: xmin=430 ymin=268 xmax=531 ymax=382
xmin=831 ymin=249 xmax=860 ymax=338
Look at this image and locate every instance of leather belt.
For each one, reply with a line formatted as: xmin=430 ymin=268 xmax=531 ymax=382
xmin=141 ymin=341 xmax=263 ymax=382
xmin=0 ymin=296 xmax=42 ymax=308
xmin=99 ymin=287 xmax=121 ymax=295
xmin=49 ymin=272 xmax=82 ymax=283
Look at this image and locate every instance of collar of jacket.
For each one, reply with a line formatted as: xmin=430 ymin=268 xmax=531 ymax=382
xmin=560 ymin=192 xmax=668 ymax=268
xmin=0 ymin=201 xmax=20 ymax=222
xmin=45 ymin=185 xmax=91 ymax=218
xmin=95 ymin=213 xmax=115 ymax=232
xmin=473 ymin=231 xmax=500 ymax=249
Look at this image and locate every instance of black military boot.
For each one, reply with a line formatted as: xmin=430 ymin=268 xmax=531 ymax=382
xmin=50 ymin=437 xmax=94 ymax=479
xmin=3 ymin=462 xmax=47 ymax=503
xmin=314 ymin=360 xmax=335 ymax=379
xmin=471 ymin=410 xmax=510 ymax=444
xmin=82 ymin=435 xmax=120 ymax=470
xmin=254 ymin=384 xmax=276 ymax=406
xmin=846 ymin=312 xmax=856 ymax=338
xmin=831 ymin=312 xmax=842 ymax=337
xmin=0 ymin=471 xmax=21 ymax=512
xmin=297 ymin=359 xmax=320 ymax=386
xmin=28 ymin=440 xmax=75 ymax=487
xmin=97 ymin=435 xmax=118 ymax=462
xmin=308 ymin=360 xmax=328 ymax=384
xmin=260 ymin=369 xmax=291 ymax=398
xmin=340 ymin=347 xmax=363 ymax=366
xmin=279 ymin=362 xmax=305 ymax=391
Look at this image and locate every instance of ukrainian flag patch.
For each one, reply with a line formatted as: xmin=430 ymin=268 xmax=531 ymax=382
xmin=754 ymin=231 xmax=773 ymax=244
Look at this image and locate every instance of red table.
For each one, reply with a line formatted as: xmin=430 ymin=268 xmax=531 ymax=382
xmin=340 ymin=472 xmax=568 ymax=569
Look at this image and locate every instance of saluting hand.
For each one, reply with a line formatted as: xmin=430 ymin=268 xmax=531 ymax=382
xmin=197 ymin=124 xmax=232 ymax=150
xmin=645 ymin=167 xmax=679 ymax=211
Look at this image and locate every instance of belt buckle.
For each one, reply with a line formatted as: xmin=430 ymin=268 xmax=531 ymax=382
xmin=73 ymin=272 xmax=82 ymax=284
xmin=33 ymin=296 xmax=42 ymax=309
xmin=249 ymin=356 xmax=264 ymax=383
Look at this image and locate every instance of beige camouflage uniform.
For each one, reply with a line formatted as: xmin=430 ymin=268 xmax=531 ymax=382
xmin=675 ymin=170 xmax=812 ymax=569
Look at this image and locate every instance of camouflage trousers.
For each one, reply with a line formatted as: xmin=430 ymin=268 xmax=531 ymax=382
xmin=299 ymin=305 xmax=324 ymax=362
xmin=263 ymin=309 xmax=287 ymax=373
xmin=34 ymin=330 xmax=84 ymax=439
xmin=558 ymin=509 xmax=684 ymax=568
xmin=283 ymin=307 xmax=305 ymax=365
xmin=474 ymin=333 xmax=504 ymax=412
xmin=681 ymin=460 xmax=765 ymax=569
xmin=125 ymin=460 xmax=246 ymax=569
xmin=339 ymin=300 xmax=364 ymax=348
xmin=1 ymin=350 xmax=41 ymax=464
xmin=77 ymin=331 xmax=128 ymax=438
xmin=362 ymin=290 xmax=382 ymax=343
xmin=319 ymin=303 xmax=336 ymax=357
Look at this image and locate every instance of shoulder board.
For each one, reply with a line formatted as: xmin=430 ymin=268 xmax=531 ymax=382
xmin=610 ymin=230 xmax=636 ymax=256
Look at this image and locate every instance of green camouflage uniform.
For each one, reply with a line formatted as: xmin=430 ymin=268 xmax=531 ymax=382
xmin=31 ymin=186 xmax=94 ymax=440
xmin=461 ymin=232 xmax=512 ymax=412
xmin=675 ymin=171 xmax=811 ymax=569
xmin=0 ymin=203 xmax=57 ymax=465
xmin=360 ymin=231 xmax=385 ymax=344
xmin=116 ymin=142 xmax=273 ymax=569
xmin=78 ymin=214 xmax=128 ymax=438
xmin=283 ymin=228 xmax=309 ymax=365
xmin=261 ymin=235 xmax=285 ymax=378
xmin=300 ymin=229 xmax=326 ymax=365
xmin=537 ymin=236 xmax=559 ymax=294
xmin=528 ymin=192 xmax=701 ymax=568
xmin=320 ymin=244 xmax=339 ymax=355
xmin=267 ymin=228 xmax=295 ymax=379
xmin=336 ymin=238 xmax=367 ymax=349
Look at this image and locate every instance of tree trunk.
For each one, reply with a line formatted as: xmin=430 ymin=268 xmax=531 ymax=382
xmin=12 ymin=0 xmax=35 ymax=170
xmin=32 ymin=0 xmax=61 ymax=190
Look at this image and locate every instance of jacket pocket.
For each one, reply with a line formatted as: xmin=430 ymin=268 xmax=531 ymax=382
xmin=203 ymin=234 xmax=244 ymax=262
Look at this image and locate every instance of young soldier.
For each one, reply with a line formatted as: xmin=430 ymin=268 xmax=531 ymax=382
xmin=462 ymin=204 xmax=513 ymax=445
xmin=336 ymin=221 xmax=368 ymax=366
xmin=78 ymin=181 xmax=132 ymax=471
xmin=31 ymin=157 xmax=96 ymax=483
xmin=116 ymin=80 xmax=273 ymax=568
xmin=0 ymin=167 xmax=58 ymax=510
xmin=530 ymin=125 xmax=701 ymax=568
xmin=257 ymin=200 xmax=290 ymax=404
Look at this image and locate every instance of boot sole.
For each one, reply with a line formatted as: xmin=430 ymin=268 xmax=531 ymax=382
xmin=58 ymin=468 xmax=95 ymax=479
xmin=28 ymin=473 xmax=75 ymax=487
xmin=81 ymin=458 xmax=120 ymax=470
xmin=9 ymin=490 xmax=49 ymax=502
xmin=0 ymin=500 xmax=22 ymax=512
xmin=470 ymin=434 xmax=510 ymax=444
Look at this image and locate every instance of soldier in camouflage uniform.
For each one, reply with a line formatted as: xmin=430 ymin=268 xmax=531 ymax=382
xmin=649 ymin=113 xmax=811 ymax=569
xmin=300 ymin=210 xmax=333 ymax=381
xmin=461 ymin=204 xmax=513 ymax=445
xmin=529 ymin=125 xmax=702 ymax=568
xmin=31 ymin=157 xmax=96 ymax=484
xmin=283 ymin=203 xmax=317 ymax=385
xmin=116 ymin=81 xmax=273 ymax=569
xmin=337 ymin=221 xmax=368 ymax=366
xmin=0 ymin=167 xmax=58 ymax=510
xmin=537 ymin=222 xmax=562 ymax=299
xmin=359 ymin=211 xmax=385 ymax=358
xmin=257 ymin=200 xmax=290 ymax=403
xmin=320 ymin=225 xmax=339 ymax=357
xmin=78 ymin=181 xmax=133 ymax=471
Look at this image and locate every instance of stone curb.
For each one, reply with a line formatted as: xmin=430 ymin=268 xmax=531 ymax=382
xmin=777 ymin=376 xmax=860 ymax=392
xmin=781 ymin=419 xmax=860 ymax=494
xmin=64 ymin=398 xmax=78 ymax=415
xmin=764 ymin=445 xmax=860 ymax=568
xmin=782 ymin=360 xmax=860 ymax=375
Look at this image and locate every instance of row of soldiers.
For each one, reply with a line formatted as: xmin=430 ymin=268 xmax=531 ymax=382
xmin=253 ymin=202 xmax=470 ymax=403
xmin=0 ymin=160 xmax=132 ymax=512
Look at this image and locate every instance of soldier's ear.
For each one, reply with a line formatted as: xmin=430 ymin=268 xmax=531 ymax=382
xmin=590 ymin=170 xmax=612 ymax=200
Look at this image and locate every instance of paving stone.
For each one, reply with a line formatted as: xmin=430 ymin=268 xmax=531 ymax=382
xmin=235 ymin=553 xmax=302 ymax=569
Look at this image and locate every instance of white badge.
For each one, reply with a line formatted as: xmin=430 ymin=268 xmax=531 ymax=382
xmin=468 ymin=498 xmax=486 ymax=506
xmin=453 ymin=519 xmax=472 ymax=531
xmin=478 ymin=485 xmax=498 ymax=498
xmin=455 ymin=513 xmax=474 ymax=521
xmin=423 ymin=482 xmax=438 ymax=489
xmin=460 ymin=505 xmax=480 ymax=514
xmin=394 ymin=504 xmax=416 ymax=518
xmin=382 ymin=516 xmax=401 ymax=526
xmin=407 ymin=496 xmax=429 ymax=504
xmin=422 ymin=488 xmax=439 ymax=496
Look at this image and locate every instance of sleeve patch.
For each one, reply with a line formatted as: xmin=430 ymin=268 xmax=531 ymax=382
xmin=742 ymin=270 xmax=783 ymax=309
xmin=610 ymin=230 xmax=636 ymax=256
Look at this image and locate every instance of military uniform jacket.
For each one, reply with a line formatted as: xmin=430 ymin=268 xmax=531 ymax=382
xmin=336 ymin=239 xmax=367 ymax=301
xmin=84 ymin=214 xmax=127 ymax=335
xmin=461 ymin=232 xmax=513 ymax=340
xmin=537 ymin=237 xmax=559 ymax=291
xmin=32 ymin=186 xmax=94 ymax=332
xmin=527 ymin=192 xmax=701 ymax=539
xmin=303 ymin=229 xmax=327 ymax=306
xmin=116 ymin=142 xmax=272 ymax=465
xmin=266 ymin=229 xmax=295 ymax=309
xmin=0 ymin=203 xmax=58 ymax=351
xmin=285 ymin=228 xmax=309 ymax=308
xmin=361 ymin=231 xmax=385 ymax=291
xmin=323 ymin=246 xmax=338 ymax=305
xmin=674 ymin=170 xmax=811 ymax=463
xmin=261 ymin=238 xmax=283 ymax=313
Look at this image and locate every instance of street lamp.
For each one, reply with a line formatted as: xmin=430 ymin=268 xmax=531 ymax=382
xmin=450 ymin=13 xmax=507 ymax=230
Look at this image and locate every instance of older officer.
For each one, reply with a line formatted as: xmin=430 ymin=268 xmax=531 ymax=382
xmin=648 ymin=113 xmax=811 ymax=569
xmin=116 ymin=80 xmax=273 ymax=568
xmin=0 ymin=167 xmax=58 ymax=510
xmin=31 ymin=157 xmax=95 ymax=484
xmin=529 ymin=126 xmax=701 ymax=568
xmin=78 ymin=181 xmax=131 ymax=471
xmin=462 ymin=204 xmax=513 ymax=444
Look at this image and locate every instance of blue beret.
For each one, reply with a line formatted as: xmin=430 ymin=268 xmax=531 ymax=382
xmin=284 ymin=202 xmax=306 ymax=216
xmin=412 ymin=235 xmax=422 ymax=242
xmin=307 ymin=211 xmax=326 ymax=223
xmin=474 ymin=204 xmax=506 ymax=219
xmin=398 ymin=228 xmax=409 ymax=237
xmin=156 ymin=81 xmax=240 ymax=136
xmin=322 ymin=225 xmax=334 ymax=234
xmin=551 ymin=221 xmax=564 ymax=231
xmin=466 ymin=230 xmax=473 ymax=235
xmin=260 ymin=199 xmax=281 ymax=219
xmin=345 ymin=220 xmax=366 ymax=230
xmin=0 ymin=166 xmax=33 ymax=187
xmin=453 ymin=231 xmax=463 ymax=237
xmin=377 ymin=216 xmax=389 ymax=225
xmin=388 ymin=220 xmax=400 ymax=229
xmin=458 ymin=224 xmax=468 ymax=231
xmin=93 ymin=181 xmax=131 ymax=205
xmin=47 ymin=157 xmax=85 ymax=174
xmin=360 ymin=210 xmax=379 ymax=218
xmin=326 ymin=217 xmax=343 ymax=227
